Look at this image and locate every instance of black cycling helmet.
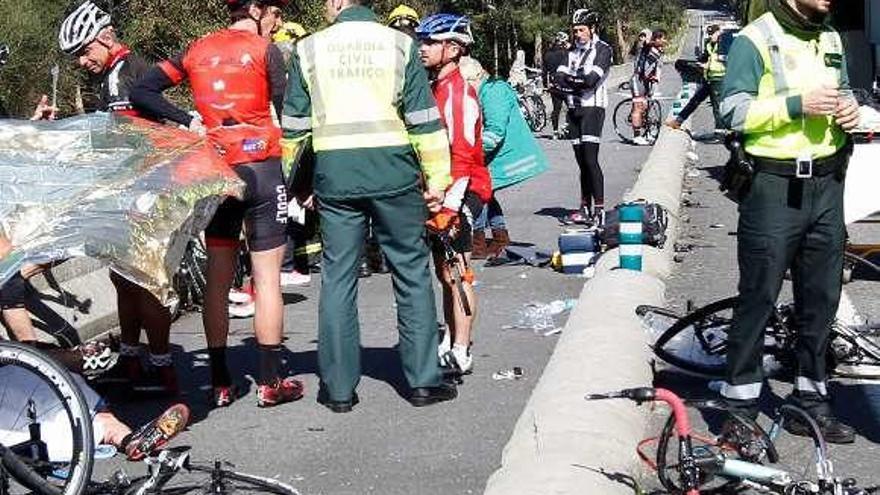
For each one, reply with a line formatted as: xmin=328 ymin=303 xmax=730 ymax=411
xmin=571 ymin=8 xmax=599 ymax=28
xmin=706 ymin=24 xmax=720 ymax=35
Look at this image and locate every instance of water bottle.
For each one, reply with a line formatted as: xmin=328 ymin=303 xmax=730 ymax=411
xmin=619 ymin=203 xmax=644 ymax=271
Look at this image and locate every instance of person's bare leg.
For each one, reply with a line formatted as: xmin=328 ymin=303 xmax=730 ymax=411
xmin=449 ymin=253 xmax=476 ymax=347
xmin=249 ymin=246 xmax=285 ymax=346
xmin=2 ymin=308 xmax=37 ymax=342
xmin=202 ymin=245 xmax=237 ymax=389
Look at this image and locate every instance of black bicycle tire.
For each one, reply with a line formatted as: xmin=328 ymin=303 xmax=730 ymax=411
xmin=654 ymin=413 xmax=740 ymax=494
xmin=529 ymin=95 xmax=547 ymax=132
xmin=187 ymin=465 xmax=301 ymax=495
xmin=830 ymin=326 xmax=880 ymax=379
xmin=612 ymin=97 xmax=635 ymax=144
xmin=0 ymin=445 xmax=61 ymax=495
xmin=652 ymin=297 xmax=738 ymax=378
xmin=843 ymin=251 xmax=880 ymax=282
xmin=645 ymin=99 xmax=663 ymax=144
xmin=0 ymin=341 xmax=94 ymax=495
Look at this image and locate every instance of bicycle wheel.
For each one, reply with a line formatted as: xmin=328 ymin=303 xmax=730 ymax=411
xmin=612 ymin=98 xmax=636 ymax=144
xmin=0 ymin=341 xmax=94 ymax=495
xmin=644 ymin=99 xmax=663 ymax=145
xmin=842 ymin=250 xmax=880 ymax=284
xmin=128 ymin=461 xmax=301 ymax=495
xmin=528 ymin=95 xmax=547 ymax=132
xmin=652 ymin=297 xmax=738 ymax=378
xmin=636 ymin=305 xmax=683 ymax=341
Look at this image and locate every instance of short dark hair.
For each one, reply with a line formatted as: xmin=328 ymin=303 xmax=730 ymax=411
xmin=651 ymin=29 xmax=667 ymax=41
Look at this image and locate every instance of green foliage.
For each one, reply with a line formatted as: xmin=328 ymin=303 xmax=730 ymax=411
xmin=0 ymin=0 xmax=685 ymax=117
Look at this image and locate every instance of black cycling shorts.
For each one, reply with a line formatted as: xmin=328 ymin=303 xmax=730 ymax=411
xmin=432 ymin=191 xmax=484 ymax=254
xmin=206 ymin=158 xmax=288 ymax=252
xmin=0 ymin=273 xmax=27 ymax=310
xmin=630 ymin=76 xmax=653 ymax=100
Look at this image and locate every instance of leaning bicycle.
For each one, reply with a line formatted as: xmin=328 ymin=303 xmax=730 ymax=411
xmin=644 ymin=298 xmax=880 ymax=379
xmin=613 ymin=96 xmax=663 ymax=145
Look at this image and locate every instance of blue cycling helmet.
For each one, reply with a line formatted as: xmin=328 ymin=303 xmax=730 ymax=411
xmin=415 ymin=13 xmax=474 ymax=46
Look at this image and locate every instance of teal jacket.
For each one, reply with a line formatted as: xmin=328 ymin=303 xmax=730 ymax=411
xmin=478 ymin=79 xmax=549 ymax=190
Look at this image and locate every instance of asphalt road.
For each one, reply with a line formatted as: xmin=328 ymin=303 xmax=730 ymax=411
xmin=92 ymin=63 xmax=672 ymax=494
xmin=653 ymin=11 xmax=880 ymax=494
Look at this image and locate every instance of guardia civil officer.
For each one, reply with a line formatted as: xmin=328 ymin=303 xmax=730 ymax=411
xmin=719 ymin=0 xmax=860 ymax=443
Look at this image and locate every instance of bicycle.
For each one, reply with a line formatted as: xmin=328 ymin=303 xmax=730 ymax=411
xmin=644 ymin=297 xmax=880 ymax=379
xmin=515 ymin=76 xmax=547 ymax=133
xmin=0 ymin=340 xmax=94 ymax=495
xmin=585 ymin=387 xmax=879 ymax=495
xmin=84 ymin=447 xmax=300 ymax=495
xmin=613 ymin=95 xmax=663 ymax=145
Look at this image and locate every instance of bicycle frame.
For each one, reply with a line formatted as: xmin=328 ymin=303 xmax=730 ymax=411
xmin=585 ymin=388 xmax=875 ymax=495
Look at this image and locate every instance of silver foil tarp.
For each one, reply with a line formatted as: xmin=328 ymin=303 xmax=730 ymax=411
xmin=0 ymin=113 xmax=244 ymax=304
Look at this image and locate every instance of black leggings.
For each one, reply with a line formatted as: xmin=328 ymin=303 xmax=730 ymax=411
xmin=567 ymin=107 xmax=606 ymax=210
xmin=550 ymin=93 xmax=565 ymax=132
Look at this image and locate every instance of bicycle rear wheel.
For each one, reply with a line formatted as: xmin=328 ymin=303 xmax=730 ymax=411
xmin=644 ymin=99 xmax=663 ymax=145
xmin=0 ymin=341 xmax=94 ymax=495
xmin=612 ymin=98 xmax=636 ymax=144
xmin=652 ymin=297 xmax=738 ymax=378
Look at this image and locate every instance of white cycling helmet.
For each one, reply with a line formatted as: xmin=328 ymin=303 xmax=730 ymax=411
xmin=58 ymin=1 xmax=112 ymax=55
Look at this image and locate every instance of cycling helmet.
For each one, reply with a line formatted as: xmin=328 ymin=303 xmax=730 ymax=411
xmin=706 ymin=24 xmax=720 ymax=35
xmin=58 ymin=1 xmax=112 ymax=55
xmin=555 ymin=31 xmax=569 ymax=44
xmin=415 ymin=14 xmax=473 ymax=46
xmin=388 ymin=4 xmax=420 ymax=30
xmin=571 ymin=8 xmax=599 ymax=28
xmin=273 ymin=21 xmax=307 ymax=43
xmin=225 ymin=0 xmax=288 ymax=9
xmin=0 ymin=44 xmax=8 ymax=67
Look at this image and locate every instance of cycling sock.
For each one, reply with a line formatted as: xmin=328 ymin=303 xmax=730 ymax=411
xmin=257 ymin=344 xmax=282 ymax=386
xmin=208 ymin=347 xmax=231 ymax=387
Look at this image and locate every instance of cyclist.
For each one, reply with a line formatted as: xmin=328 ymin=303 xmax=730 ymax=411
xmin=543 ymin=32 xmax=570 ymax=139
xmin=630 ymin=29 xmax=667 ymax=145
xmin=131 ymin=0 xmax=304 ymax=409
xmin=667 ymin=24 xmax=726 ymax=130
xmin=0 ymin=358 xmax=189 ymax=461
xmin=387 ymin=4 xmax=420 ymax=38
xmin=41 ymin=1 xmax=179 ymax=395
xmin=556 ymin=9 xmax=612 ymax=225
xmin=417 ymin=14 xmax=490 ymax=375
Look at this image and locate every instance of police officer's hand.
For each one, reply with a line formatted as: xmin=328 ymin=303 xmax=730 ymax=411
xmin=802 ymin=85 xmax=839 ymax=117
xmin=424 ymin=189 xmax=445 ymax=213
xmin=30 ymin=94 xmax=57 ymax=121
xmin=834 ymin=97 xmax=860 ymax=131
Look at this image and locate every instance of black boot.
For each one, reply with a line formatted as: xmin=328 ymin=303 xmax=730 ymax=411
xmin=784 ymin=391 xmax=855 ymax=444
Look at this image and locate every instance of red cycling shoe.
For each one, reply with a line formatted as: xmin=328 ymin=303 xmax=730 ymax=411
xmin=257 ymin=377 xmax=305 ymax=408
xmin=212 ymin=384 xmax=237 ymax=408
xmin=123 ymin=403 xmax=191 ymax=461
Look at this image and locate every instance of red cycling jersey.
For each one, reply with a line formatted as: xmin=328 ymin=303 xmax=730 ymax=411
xmin=432 ymin=67 xmax=492 ymax=203
xmin=158 ymin=29 xmax=281 ymax=166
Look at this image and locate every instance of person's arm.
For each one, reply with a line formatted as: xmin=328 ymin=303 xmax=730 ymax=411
xmin=400 ymin=41 xmax=452 ymax=194
xmin=719 ymin=35 xmax=800 ymax=133
xmin=130 ymin=53 xmax=195 ymax=128
xmin=267 ymin=44 xmax=287 ymax=125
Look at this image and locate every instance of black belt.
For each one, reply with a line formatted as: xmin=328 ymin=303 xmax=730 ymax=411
xmin=750 ymin=144 xmax=850 ymax=178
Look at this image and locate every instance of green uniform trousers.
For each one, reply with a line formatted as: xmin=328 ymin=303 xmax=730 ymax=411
xmin=724 ymin=169 xmax=845 ymax=401
xmin=317 ymin=187 xmax=442 ymax=401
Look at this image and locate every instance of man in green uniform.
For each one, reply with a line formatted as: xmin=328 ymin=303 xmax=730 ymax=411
xmin=281 ymin=0 xmax=457 ymax=413
xmin=719 ymin=0 xmax=860 ymax=443
xmin=666 ymin=23 xmax=726 ymax=130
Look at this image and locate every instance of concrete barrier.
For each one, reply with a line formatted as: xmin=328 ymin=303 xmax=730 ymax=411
xmin=484 ymin=126 xmax=694 ymax=495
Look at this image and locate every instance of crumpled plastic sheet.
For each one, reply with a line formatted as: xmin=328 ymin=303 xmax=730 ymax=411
xmin=0 ymin=113 xmax=244 ymax=304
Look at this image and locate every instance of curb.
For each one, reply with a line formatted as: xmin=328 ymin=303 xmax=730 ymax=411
xmin=483 ymin=127 xmax=694 ymax=494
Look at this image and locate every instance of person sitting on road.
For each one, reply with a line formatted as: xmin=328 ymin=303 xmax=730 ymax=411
xmin=555 ymin=9 xmax=613 ymax=225
xmin=30 ymin=1 xmax=180 ymax=396
xmin=416 ymin=14 xmax=490 ymax=376
xmin=630 ymin=29 xmax=668 ymax=145
xmin=0 ymin=356 xmax=189 ymax=462
xmin=131 ymin=0 xmax=304 ymax=409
